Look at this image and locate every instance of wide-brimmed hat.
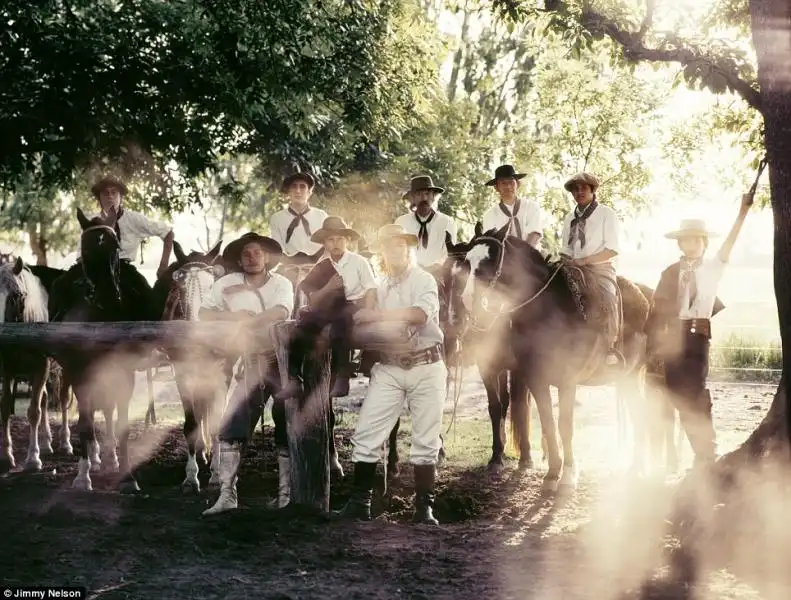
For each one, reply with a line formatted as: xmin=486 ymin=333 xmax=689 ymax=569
xmin=402 ymin=175 xmax=445 ymax=200
xmin=91 ymin=176 xmax=128 ymax=198
xmin=375 ymin=223 xmax=419 ymax=248
xmin=222 ymin=232 xmax=283 ymax=265
xmin=310 ymin=216 xmax=361 ymax=244
xmin=281 ymin=171 xmax=316 ymax=193
xmin=564 ymin=172 xmax=600 ymax=192
xmin=485 ymin=164 xmax=527 ymax=187
xmin=664 ymin=219 xmax=720 ymax=240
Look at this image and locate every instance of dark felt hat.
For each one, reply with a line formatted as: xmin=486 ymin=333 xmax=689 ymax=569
xmin=485 ymin=164 xmax=527 ymax=187
xmin=222 ymin=232 xmax=283 ymax=266
xmin=91 ymin=176 xmax=128 ymax=198
xmin=281 ymin=171 xmax=316 ymax=193
xmin=310 ymin=216 xmax=361 ymax=244
xmin=402 ymin=175 xmax=444 ymax=200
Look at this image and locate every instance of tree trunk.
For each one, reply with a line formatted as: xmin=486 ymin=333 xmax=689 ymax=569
xmin=446 ymin=0 xmax=471 ymax=102
xmin=26 ymin=224 xmax=47 ymax=265
xmin=750 ymin=0 xmax=791 ymax=446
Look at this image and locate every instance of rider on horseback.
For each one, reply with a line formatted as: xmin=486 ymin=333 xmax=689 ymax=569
xmin=277 ymin=216 xmax=378 ymax=400
xmin=52 ymin=175 xmax=173 ymax=320
xmin=394 ymin=175 xmax=457 ymax=270
xmin=482 ymin=164 xmax=543 ymax=248
xmin=559 ymin=172 xmax=623 ymax=366
xmin=268 ymin=171 xmax=328 ymax=258
xmin=200 ymin=232 xmax=294 ymax=515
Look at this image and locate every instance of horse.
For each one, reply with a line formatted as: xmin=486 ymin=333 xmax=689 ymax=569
xmin=151 ymin=240 xmax=228 ymax=493
xmin=455 ymin=223 xmax=653 ymax=492
xmin=0 ymin=259 xmax=55 ymax=473
xmin=49 ymin=206 xmax=152 ymax=493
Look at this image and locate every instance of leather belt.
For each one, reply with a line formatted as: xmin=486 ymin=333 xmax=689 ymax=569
xmin=380 ymin=343 xmax=444 ymax=370
xmin=680 ymin=318 xmax=711 ymax=339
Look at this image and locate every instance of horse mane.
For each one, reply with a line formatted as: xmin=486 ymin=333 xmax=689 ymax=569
xmin=0 ymin=264 xmax=49 ymax=322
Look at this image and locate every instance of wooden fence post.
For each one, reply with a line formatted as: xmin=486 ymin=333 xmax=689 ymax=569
xmin=272 ymin=321 xmax=332 ymax=513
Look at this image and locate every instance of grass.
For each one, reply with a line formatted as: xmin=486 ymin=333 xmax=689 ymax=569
xmin=710 ymin=332 xmax=782 ymax=382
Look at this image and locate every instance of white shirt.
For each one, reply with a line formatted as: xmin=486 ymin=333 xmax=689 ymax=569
xmin=268 ymin=206 xmax=328 ymax=256
xmin=77 ymin=209 xmax=171 ymax=262
xmin=678 ymin=256 xmax=726 ymax=320
xmin=482 ymin=198 xmax=543 ymax=241
xmin=394 ymin=211 xmax=457 ymax=267
xmin=322 ymin=251 xmax=378 ymax=302
xmin=560 ymin=202 xmax=620 ymax=262
xmin=377 ymin=266 xmax=443 ymax=351
xmin=201 ymin=272 xmax=294 ymax=316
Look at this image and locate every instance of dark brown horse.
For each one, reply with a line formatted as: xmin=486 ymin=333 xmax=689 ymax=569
xmin=152 ymin=240 xmax=228 ymax=492
xmin=454 ymin=225 xmax=653 ymax=492
xmin=49 ymin=207 xmax=152 ymax=493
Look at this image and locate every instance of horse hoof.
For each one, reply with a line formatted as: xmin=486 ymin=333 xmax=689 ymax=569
xmin=119 ymin=479 xmax=141 ymax=495
xmin=180 ymin=479 xmax=201 ymax=495
xmin=60 ymin=442 xmax=74 ymax=456
xmin=487 ymin=459 xmax=505 ymax=473
xmin=72 ymin=477 xmax=92 ymax=491
xmin=23 ymin=458 xmax=43 ymax=472
xmin=518 ymin=458 xmax=534 ymax=471
xmin=541 ymin=477 xmax=559 ymax=493
xmin=41 ymin=443 xmax=54 ymax=456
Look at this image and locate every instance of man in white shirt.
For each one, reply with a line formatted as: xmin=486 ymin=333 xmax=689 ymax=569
xmin=268 ymin=172 xmax=328 ymax=257
xmin=55 ymin=176 xmax=174 ymax=320
xmin=559 ymin=172 xmax=622 ymax=365
xmin=277 ymin=216 xmax=378 ymax=400
xmin=481 ymin=164 xmax=543 ymax=248
xmin=647 ymin=194 xmax=753 ymax=468
xmin=337 ymin=223 xmax=446 ymax=525
xmin=394 ymin=175 xmax=457 ymax=269
xmin=200 ymin=232 xmax=294 ymax=515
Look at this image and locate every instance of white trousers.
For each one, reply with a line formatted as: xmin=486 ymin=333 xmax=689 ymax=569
xmin=351 ymin=360 xmax=447 ymax=465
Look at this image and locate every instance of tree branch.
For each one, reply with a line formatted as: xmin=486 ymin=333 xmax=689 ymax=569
xmin=580 ymin=5 xmax=763 ymax=113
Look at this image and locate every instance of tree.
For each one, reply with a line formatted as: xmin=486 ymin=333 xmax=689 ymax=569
xmin=0 ymin=0 xmax=437 ymax=202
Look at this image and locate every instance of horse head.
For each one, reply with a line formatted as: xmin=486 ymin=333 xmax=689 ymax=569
xmin=166 ymin=240 xmax=223 ymax=321
xmin=0 ymin=257 xmax=48 ymax=324
xmin=77 ymin=206 xmax=122 ymax=306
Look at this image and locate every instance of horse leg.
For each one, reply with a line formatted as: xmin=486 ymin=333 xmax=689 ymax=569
xmin=482 ymin=370 xmax=506 ymax=470
xmin=57 ymin=376 xmax=73 ymax=455
xmin=510 ymin=371 xmax=533 ymax=471
xmin=144 ymin=367 xmax=157 ymax=428
xmin=38 ymin=360 xmax=54 ymax=455
xmin=0 ymin=371 xmax=15 ymax=471
xmin=71 ymin=383 xmax=94 ymax=491
xmin=663 ymin=394 xmax=680 ymax=474
xmin=101 ymin=404 xmax=119 ymax=472
xmin=117 ymin=370 xmax=140 ymax=494
xmin=24 ymin=363 xmax=49 ymax=471
xmin=328 ymin=397 xmax=344 ymax=480
xmin=207 ymin=375 xmax=228 ymax=488
xmin=557 ymin=384 xmax=579 ymax=490
xmin=532 ymin=383 xmax=561 ymax=492
xmin=387 ymin=418 xmax=401 ymax=480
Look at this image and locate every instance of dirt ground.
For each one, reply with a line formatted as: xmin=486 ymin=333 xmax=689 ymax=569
xmin=1 ymin=370 xmax=790 ymax=600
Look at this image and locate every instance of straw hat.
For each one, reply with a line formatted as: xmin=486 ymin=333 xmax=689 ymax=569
xmin=375 ymin=223 xmax=419 ymax=248
xmin=664 ymin=219 xmax=720 ymax=240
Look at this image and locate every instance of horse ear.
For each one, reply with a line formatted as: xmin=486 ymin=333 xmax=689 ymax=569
xmin=495 ymin=223 xmax=509 ymax=239
xmin=76 ymin=207 xmax=91 ymax=230
xmin=12 ymin=256 xmax=24 ymax=275
xmin=207 ymin=239 xmax=222 ymax=260
xmin=173 ymin=241 xmax=187 ymax=264
xmin=474 ymin=222 xmax=483 ymax=238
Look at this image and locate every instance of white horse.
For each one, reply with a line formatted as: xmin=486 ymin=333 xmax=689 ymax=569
xmin=0 ymin=259 xmax=57 ymax=472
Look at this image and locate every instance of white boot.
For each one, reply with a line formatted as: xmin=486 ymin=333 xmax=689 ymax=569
xmin=269 ymin=450 xmax=291 ymax=509
xmin=202 ymin=441 xmax=240 ymax=516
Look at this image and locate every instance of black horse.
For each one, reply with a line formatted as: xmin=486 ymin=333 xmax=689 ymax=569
xmin=151 ymin=240 xmax=230 ymax=493
xmin=49 ymin=206 xmax=152 ymax=493
xmin=453 ymin=225 xmax=652 ymax=492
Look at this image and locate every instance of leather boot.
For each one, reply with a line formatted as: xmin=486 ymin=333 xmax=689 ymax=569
xmin=202 ymin=441 xmax=241 ymax=516
xmin=268 ymin=449 xmax=291 ymax=509
xmin=334 ymin=461 xmax=376 ymax=521
xmin=412 ymin=464 xmax=439 ymax=526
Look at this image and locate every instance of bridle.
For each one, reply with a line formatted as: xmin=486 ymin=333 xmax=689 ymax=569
xmin=172 ymin=260 xmax=215 ymax=320
xmin=79 ymin=224 xmax=121 ymax=303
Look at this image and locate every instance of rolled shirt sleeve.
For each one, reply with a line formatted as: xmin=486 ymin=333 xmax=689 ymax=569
xmin=524 ymin=202 xmax=543 ymax=237
xmin=268 ymin=275 xmax=295 ymax=315
xmin=603 ymin=207 xmax=621 ymax=255
xmin=447 ymin=216 xmax=458 ymax=244
xmin=411 ymin=271 xmax=440 ymax=323
xmin=268 ymin=215 xmax=286 ymax=250
xmin=560 ymin=215 xmax=572 ymax=256
xmin=357 ymin=254 xmax=379 ymax=292
xmin=133 ymin=211 xmax=172 ymax=239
